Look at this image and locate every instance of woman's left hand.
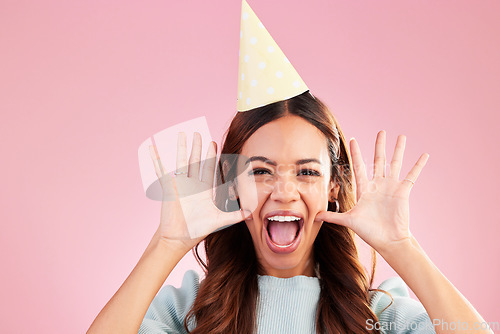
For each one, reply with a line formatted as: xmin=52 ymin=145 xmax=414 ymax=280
xmin=315 ymin=130 xmax=429 ymax=255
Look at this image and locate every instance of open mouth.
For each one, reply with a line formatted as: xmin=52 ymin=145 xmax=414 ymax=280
xmin=266 ymin=218 xmax=303 ymax=245
xmin=263 ymin=212 xmax=305 ymax=252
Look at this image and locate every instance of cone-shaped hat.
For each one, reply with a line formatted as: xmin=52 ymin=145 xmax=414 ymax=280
xmin=237 ymin=0 xmax=309 ymax=111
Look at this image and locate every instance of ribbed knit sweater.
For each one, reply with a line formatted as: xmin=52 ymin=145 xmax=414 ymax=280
xmin=139 ymin=270 xmax=435 ymax=333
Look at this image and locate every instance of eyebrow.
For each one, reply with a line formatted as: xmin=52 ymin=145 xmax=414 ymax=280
xmin=244 ymin=156 xmax=322 ymax=166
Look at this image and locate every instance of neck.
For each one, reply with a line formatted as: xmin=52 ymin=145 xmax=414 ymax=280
xmin=259 ymin=258 xmax=318 ymax=278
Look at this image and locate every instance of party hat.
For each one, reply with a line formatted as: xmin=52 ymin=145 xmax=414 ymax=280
xmin=237 ymin=0 xmax=309 ymax=111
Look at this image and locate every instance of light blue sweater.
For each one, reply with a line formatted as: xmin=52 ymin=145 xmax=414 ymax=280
xmin=139 ymin=270 xmax=435 ymax=333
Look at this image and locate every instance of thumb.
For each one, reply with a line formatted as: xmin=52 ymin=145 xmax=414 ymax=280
xmin=219 ymin=208 xmax=252 ymax=227
xmin=315 ymin=211 xmax=351 ymax=228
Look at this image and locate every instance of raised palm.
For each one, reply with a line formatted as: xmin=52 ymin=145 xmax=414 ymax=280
xmin=316 ymin=131 xmax=429 ymax=254
xmin=149 ymin=132 xmax=251 ymax=250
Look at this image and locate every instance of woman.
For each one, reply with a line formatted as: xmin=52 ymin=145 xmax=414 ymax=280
xmin=88 ymin=92 xmax=492 ymax=333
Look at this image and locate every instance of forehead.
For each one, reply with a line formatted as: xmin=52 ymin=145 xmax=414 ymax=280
xmin=240 ymin=115 xmax=330 ymax=163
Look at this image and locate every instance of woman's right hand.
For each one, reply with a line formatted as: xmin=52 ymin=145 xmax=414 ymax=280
xmin=148 ymin=132 xmax=251 ymax=252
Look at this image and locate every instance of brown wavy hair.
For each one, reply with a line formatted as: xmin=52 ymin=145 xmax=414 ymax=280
xmin=184 ymin=91 xmax=392 ymax=333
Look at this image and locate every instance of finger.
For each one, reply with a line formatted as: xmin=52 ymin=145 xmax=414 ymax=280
xmin=188 ymin=132 xmax=202 ymax=179
xmin=389 ymin=135 xmax=406 ymax=179
xmin=315 ymin=211 xmax=353 ymax=230
xmin=373 ymin=130 xmax=386 ymax=178
xmin=349 ymin=138 xmax=369 ymax=200
xmin=403 ymin=153 xmax=429 ymax=189
xmin=149 ymin=144 xmax=166 ymax=178
xmin=219 ymin=208 xmax=253 ymax=227
xmin=176 ymin=132 xmax=188 ymax=175
xmin=149 ymin=145 xmax=173 ymax=196
xmin=201 ymin=141 xmax=217 ymax=186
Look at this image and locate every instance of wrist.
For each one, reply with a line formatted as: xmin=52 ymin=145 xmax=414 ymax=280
xmin=378 ymin=234 xmax=420 ymax=261
xmin=147 ymin=232 xmax=197 ymax=259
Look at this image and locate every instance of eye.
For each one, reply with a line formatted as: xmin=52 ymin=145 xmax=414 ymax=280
xmin=249 ymin=168 xmax=272 ymax=176
xmin=299 ymin=169 xmax=321 ymax=176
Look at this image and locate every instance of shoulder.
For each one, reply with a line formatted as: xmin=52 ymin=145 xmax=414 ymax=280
xmin=139 ymin=270 xmax=201 ymax=334
xmin=368 ymin=277 xmax=436 ymax=334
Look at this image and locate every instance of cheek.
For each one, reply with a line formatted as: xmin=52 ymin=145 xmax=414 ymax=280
xmin=298 ymin=181 xmax=331 ymax=210
xmin=235 ymin=176 xmax=272 ymax=211
xmin=235 ymin=183 xmax=257 ymax=213
xmin=244 ymin=220 xmax=256 ymax=236
xmin=309 ymin=222 xmax=324 ymax=244
xmin=244 ymin=212 xmax=264 ymax=245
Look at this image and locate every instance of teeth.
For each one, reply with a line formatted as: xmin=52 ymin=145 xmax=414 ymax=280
xmin=267 ymin=215 xmax=301 ymax=222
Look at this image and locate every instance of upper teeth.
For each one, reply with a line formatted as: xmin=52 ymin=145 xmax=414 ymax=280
xmin=267 ymin=215 xmax=301 ymax=222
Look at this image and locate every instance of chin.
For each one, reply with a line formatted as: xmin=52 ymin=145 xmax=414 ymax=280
xmin=263 ymin=251 xmax=304 ymax=269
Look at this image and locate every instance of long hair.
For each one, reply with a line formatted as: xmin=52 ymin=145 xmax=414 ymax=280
xmin=184 ymin=91 xmax=391 ymax=333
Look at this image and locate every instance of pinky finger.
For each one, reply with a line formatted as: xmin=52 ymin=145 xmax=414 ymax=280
xmin=403 ymin=153 xmax=429 ymax=189
xmin=149 ymin=145 xmax=166 ymax=179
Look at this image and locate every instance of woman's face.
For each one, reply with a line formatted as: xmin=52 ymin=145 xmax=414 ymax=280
xmin=235 ymin=115 xmax=339 ymax=278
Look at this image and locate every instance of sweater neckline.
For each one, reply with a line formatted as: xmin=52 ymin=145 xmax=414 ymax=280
xmin=256 ymin=263 xmax=322 ymax=281
xmin=257 ymin=274 xmax=319 ymax=280
xmin=257 ymin=274 xmax=321 ymax=290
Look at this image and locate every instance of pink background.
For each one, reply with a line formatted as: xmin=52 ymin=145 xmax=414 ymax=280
xmin=1 ymin=0 xmax=499 ymax=332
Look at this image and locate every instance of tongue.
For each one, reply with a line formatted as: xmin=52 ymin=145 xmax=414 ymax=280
xmin=268 ymin=221 xmax=299 ymax=246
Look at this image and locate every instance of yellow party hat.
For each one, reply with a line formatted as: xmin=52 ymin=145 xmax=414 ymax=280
xmin=237 ymin=0 xmax=309 ymax=112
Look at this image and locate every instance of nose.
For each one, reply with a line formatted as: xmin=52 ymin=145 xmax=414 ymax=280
xmin=269 ymin=174 xmax=300 ymax=203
